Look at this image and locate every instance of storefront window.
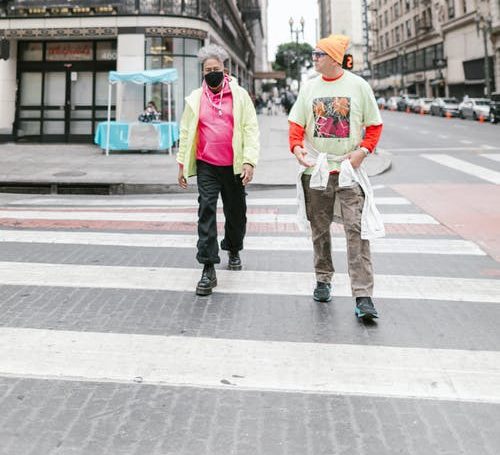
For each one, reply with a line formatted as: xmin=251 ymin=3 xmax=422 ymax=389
xmin=20 ymin=42 xmax=43 ymax=61
xmin=20 ymin=73 xmax=42 ymax=106
xmin=17 ymin=39 xmax=117 ymax=140
xmin=424 ymin=47 xmax=434 ymax=69
xmin=145 ymin=36 xmax=202 ymax=122
xmin=96 ymin=41 xmax=117 ymax=61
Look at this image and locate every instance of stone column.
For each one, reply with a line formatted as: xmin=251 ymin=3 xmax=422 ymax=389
xmin=116 ymin=34 xmax=145 ymax=122
xmin=0 ymin=40 xmax=17 ymax=138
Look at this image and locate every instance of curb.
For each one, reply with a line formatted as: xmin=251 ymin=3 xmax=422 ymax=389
xmin=0 ymin=180 xmax=297 ymax=195
xmin=0 ymin=155 xmax=392 ymax=195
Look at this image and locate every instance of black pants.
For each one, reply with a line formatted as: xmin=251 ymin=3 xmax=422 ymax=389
xmin=196 ymin=160 xmax=247 ymax=264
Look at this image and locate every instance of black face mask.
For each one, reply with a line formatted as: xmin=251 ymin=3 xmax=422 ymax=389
xmin=204 ymin=71 xmax=224 ymax=88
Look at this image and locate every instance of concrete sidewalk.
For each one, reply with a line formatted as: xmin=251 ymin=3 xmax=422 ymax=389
xmin=0 ymin=114 xmax=391 ymax=194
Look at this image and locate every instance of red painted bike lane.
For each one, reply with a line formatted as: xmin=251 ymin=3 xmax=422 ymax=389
xmin=392 ymin=183 xmax=500 ymax=263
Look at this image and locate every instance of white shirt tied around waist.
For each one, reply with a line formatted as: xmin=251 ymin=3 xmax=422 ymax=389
xmin=296 ymin=142 xmax=385 ymax=240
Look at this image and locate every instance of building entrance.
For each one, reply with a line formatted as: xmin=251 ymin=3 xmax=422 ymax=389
xmin=16 ymin=40 xmax=116 ymax=142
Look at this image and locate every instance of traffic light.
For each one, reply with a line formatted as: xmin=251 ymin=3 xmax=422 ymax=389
xmin=0 ymin=39 xmax=9 ymax=60
xmin=342 ymin=53 xmax=353 ymax=70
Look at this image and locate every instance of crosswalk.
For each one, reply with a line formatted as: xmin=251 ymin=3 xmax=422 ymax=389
xmin=0 ymin=188 xmax=499 ymax=439
xmin=421 ymin=153 xmax=500 ymax=184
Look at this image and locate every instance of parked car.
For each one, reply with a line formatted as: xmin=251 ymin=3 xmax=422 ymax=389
xmin=412 ymin=98 xmax=433 ymax=114
xmin=430 ymin=97 xmax=460 ymax=117
xmin=397 ymin=94 xmax=419 ymax=111
xmin=377 ymin=96 xmax=386 ymax=109
xmin=459 ymin=98 xmax=490 ymax=120
xmin=386 ymin=96 xmax=401 ymax=111
xmin=489 ymin=92 xmax=500 ymax=124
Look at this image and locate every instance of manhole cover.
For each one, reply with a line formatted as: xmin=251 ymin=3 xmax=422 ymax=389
xmin=52 ymin=171 xmax=87 ymax=177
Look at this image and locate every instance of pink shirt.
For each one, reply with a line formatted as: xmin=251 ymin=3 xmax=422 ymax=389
xmin=196 ymin=77 xmax=234 ymax=166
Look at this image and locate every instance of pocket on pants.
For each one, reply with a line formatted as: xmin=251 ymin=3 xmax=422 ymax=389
xmin=338 ymin=184 xmax=364 ymax=230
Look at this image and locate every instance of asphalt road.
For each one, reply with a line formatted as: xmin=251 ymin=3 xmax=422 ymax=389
xmin=0 ymin=111 xmax=499 ymax=455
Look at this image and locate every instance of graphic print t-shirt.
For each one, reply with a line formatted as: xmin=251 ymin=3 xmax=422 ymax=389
xmin=288 ymin=71 xmax=382 ymax=173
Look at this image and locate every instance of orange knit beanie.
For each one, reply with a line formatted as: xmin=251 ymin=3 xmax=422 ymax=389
xmin=316 ymin=34 xmax=350 ymax=64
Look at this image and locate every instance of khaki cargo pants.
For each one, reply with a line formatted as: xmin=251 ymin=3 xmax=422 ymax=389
xmin=302 ymin=173 xmax=374 ymax=297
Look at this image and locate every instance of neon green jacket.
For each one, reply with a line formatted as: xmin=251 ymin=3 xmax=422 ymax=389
xmin=177 ymin=78 xmax=260 ymax=178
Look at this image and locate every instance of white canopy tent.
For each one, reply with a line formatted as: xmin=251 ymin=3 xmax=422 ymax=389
xmin=105 ymin=68 xmax=178 ymax=156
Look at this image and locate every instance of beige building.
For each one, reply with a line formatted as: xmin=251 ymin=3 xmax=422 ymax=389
xmin=442 ymin=0 xmax=498 ymax=98
xmin=369 ymin=0 xmax=498 ymax=98
xmin=317 ymin=0 xmax=365 ymax=73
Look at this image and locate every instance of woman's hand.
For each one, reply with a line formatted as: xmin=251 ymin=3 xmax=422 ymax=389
xmin=240 ymin=163 xmax=254 ymax=186
xmin=178 ymin=166 xmax=187 ymax=189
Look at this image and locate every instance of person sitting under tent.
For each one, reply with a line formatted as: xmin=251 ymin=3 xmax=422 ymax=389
xmin=138 ymin=101 xmax=160 ymax=123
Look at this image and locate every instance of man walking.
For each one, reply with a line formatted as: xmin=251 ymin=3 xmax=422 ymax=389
xmin=288 ymin=34 xmax=383 ymax=320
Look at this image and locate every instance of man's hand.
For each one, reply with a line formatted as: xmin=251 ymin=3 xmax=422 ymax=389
xmin=240 ymin=163 xmax=254 ymax=186
xmin=349 ymin=148 xmax=368 ymax=169
xmin=293 ymin=146 xmax=313 ymax=168
xmin=178 ymin=166 xmax=187 ymax=189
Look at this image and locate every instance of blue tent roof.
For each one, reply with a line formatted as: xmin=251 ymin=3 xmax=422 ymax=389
xmin=108 ymin=68 xmax=178 ymax=84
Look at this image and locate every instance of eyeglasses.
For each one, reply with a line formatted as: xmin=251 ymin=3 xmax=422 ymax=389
xmin=311 ymin=51 xmax=328 ymax=59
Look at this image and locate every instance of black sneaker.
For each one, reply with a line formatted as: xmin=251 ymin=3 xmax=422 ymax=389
xmin=196 ymin=264 xmax=217 ymax=296
xmin=355 ymin=297 xmax=378 ymax=320
xmin=313 ymin=281 xmax=332 ymax=302
xmin=228 ymin=251 xmax=242 ymax=270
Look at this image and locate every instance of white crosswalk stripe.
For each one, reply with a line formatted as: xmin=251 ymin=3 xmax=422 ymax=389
xmin=8 ymin=195 xmax=410 ymax=207
xmin=422 ymin=154 xmax=500 ymax=184
xmin=0 ymin=261 xmax=497 ymax=302
xmin=0 ymin=192 xmax=499 ymax=408
xmin=1 ymin=327 xmax=499 ymax=403
xmin=481 ymin=154 xmax=500 ymax=163
xmin=0 ymin=230 xmax=486 ymax=255
xmin=0 ymin=209 xmax=439 ymax=225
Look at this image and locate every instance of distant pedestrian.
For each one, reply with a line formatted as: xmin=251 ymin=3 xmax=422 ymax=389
xmin=288 ymin=34 xmax=384 ymax=320
xmin=177 ymin=44 xmax=260 ymax=296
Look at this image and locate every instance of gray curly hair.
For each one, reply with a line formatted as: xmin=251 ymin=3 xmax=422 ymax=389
xmin=197 ymin=44 xmax=229 ymax=65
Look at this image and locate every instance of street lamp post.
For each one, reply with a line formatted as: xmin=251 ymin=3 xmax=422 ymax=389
xmin=289 ymin=16 xmax=305 ymax=89
xmin=475 ymin=12 xmax=493 ymax=98
xmin=289 ymin=16 xmax=305 ymax=43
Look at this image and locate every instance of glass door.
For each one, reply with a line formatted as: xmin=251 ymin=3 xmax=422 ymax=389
xmin=69 ymin=71 xmax=93 ymax=140
xmin=43 ymin=71 xmax=67 ymax=137
xmin=17 ymin=72 xmax=43 ymax=138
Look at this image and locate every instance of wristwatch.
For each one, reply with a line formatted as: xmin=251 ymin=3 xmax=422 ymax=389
xmin=359 ymin=147 xmax=370 ymax=156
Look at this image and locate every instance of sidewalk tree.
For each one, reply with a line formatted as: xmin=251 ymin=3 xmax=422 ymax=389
xmin=273 ymin=42 xmax=313 ymax=86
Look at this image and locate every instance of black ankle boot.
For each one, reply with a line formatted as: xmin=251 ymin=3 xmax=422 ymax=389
xmin=228 ymin=251 xmax=242 ymax=270
xmin=196 ymin=264 xmax=217 ymax=296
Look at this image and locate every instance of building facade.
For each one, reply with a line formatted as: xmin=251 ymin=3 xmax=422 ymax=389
xmin=369 ymin=0 xmax=498 ymax=99
xmin=317 ymin=0 xmax=365 ymax=73
xmin=0 ymin=0 xmax=265 ymax=142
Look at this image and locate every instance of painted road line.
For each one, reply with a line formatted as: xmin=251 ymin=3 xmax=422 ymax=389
xmin=384 ymin=147 xmax=500 ymax=152
xmin=481 ymin=154 xmax=500 ymax=163
xmin=0 ymin=262 xmax=497 ymax=302
xmin=460 ymin=140 xmax=473 ymax=145
xmin=9 ymin=195 xmax=406 ymax=207
xmin=0 ymin=230 xmax=486 ymax=255
xmin=1 ymin=327 xmax=499 ymax=403
xmin=421 ymin=154 xmax=500 ymax=185
xmin=0 ymin=210 xmax=439 ymax=225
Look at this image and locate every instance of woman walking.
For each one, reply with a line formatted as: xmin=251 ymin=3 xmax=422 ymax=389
xmin=177 ymin=44 xmax=260 ymax=296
